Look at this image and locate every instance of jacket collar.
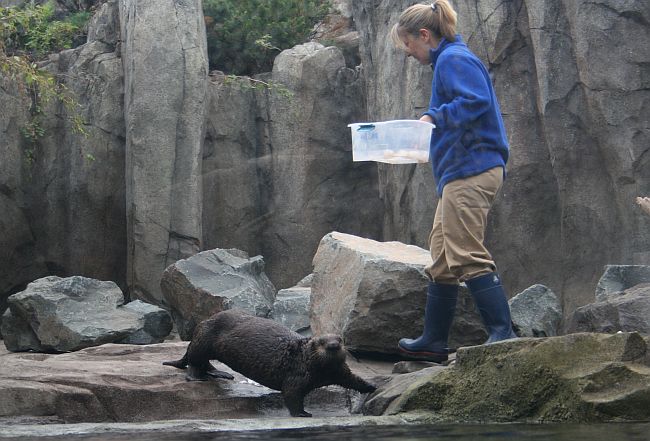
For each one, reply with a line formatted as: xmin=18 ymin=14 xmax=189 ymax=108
xmin=429 ymin=34 xmax=463 ymax=67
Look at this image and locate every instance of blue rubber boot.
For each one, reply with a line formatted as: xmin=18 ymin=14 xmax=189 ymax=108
xmin=398 ymin=282 xmax=458 ymax=363
xmin=466 ymin=272 xmax=518 ymax=344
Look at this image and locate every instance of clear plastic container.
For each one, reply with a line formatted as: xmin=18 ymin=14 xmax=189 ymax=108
xmin=348 ymin=120 xmax=434 ymax=164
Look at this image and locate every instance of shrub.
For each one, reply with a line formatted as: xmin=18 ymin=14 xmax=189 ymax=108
xmin=1 ymin=1 xmax=89 ymax=57
xmin=1 ymin=1 xmax=90 ymax=162
xmin=203 ymin=0 xmax=330 ymax=76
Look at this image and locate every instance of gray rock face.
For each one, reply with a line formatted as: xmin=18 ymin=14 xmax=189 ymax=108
xmin=201 ymin=42 xmax=381 ymax=291
xmin=203 ymin=43 xmax=381 ymax=288
xmin=351 ymin=0 xmax=650 ymax=318
xmin=595 ymin=265 xmax=650 ymax=302
xmin=311 ymin=232 xmax=484 ymax=356
xmin=160 ymin=249 xmax=276 ymax=340
xmin=119 ymin=0 xmax=208 ymax=304
xmin=509 ymin=284 xmax=562 ymax=337
xmin=270 ymin=287 xmax=311 ymax=335
xmin=2 ymin=276 xmax=171 ymax=352
xmin=0 ymin=0 xmax=125 ymax=323
xmin=567 ymin=284 xmax=650 ymax=335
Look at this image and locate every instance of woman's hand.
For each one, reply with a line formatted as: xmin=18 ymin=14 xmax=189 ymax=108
xmin=420 ymin=114 xmax=434 ymax=124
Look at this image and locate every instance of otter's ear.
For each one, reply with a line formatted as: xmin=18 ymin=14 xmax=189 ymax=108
xmin=288 ymin=338 xmax=309 ymax=354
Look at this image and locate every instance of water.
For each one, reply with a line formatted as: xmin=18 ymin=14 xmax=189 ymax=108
xmin=7 ymin=423 xmax=650 ymax=441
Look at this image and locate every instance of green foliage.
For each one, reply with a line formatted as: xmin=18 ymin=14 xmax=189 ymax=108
xmin=1 ymin=1 xmax=88 ymax=57
xmin=203 ymin=0 xmax=330 ymax=76
xmin=1 ymin=1 xmax=90 ymax=164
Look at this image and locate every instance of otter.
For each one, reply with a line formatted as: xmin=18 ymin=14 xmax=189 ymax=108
xmin=163 ymin=309 xmax=377 ymax=417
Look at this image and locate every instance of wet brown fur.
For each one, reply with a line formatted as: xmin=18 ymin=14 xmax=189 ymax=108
xmin=163 ymin=309 xmax=376 ymax=417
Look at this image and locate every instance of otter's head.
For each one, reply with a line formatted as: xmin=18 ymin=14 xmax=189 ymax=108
xmin=308 ymin=334 xmax=346 ymax=364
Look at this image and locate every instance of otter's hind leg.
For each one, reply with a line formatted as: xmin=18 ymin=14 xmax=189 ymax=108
xmin=162 ymin=351 xmax=189 ymax=369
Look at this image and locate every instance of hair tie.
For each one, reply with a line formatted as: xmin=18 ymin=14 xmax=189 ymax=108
xmin=431 ymin=2 xmax=437 ymax=11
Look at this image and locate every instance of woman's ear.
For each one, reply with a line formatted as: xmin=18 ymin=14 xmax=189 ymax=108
xmin=419 ymin=28 xmax=431 ymax=41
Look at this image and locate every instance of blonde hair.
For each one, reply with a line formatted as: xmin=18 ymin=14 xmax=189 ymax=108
xmin=390 ymin=1 xmax=458 ymax=49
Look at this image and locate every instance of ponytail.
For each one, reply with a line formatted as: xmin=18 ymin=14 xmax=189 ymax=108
xmin=390 ymin=1 xmax=458 ymax=48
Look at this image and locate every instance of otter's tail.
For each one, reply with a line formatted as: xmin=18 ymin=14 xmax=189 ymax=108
xmin=162 ymin=352 xmax=188 ymax=369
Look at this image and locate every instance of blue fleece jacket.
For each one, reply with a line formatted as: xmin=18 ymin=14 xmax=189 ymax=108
xmin=422 ymin=36 xmax=509 ymax=196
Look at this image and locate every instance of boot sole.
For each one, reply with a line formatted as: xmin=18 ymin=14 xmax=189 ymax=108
xmin=397 ymin=346 xmax=448 ymax=363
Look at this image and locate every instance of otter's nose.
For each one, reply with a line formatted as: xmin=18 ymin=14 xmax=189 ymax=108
xmin=326 ymin=341 xmax=341 ymax=351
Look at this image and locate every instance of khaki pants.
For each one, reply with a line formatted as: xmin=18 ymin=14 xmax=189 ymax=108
xmin=425 ymin=167 xmax=503 ymax=284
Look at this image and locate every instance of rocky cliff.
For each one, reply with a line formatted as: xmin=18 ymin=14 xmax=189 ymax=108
xmin=1 ymin=0 xmax=648 ymax=323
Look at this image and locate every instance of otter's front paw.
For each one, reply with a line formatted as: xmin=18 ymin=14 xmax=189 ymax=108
xmin=291 ymin=410 xmax=312 ymax=417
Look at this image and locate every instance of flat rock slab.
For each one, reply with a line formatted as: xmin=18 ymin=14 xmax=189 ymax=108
xmin=0 ymin=342 xmax=385 ymax=423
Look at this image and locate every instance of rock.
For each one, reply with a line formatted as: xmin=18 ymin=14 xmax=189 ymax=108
xmin=270 ymin=287 xmax=311 ymax=335
xmin=595 ymin=265 xmax=650 ymax=302
xmin=296 ymin=274 xmax=313 ymax=288
xmin=0 ymin=194 xmax=47 ymax=328
xmin=0 ymin=342 xmax=375 ymax=422
xmin=3 ymin=276 xmax=172 ymax=352
xmin=0 ymin=309 xmax=44 ymax=352
xmin=87 ymin=0 xmax=119 ymax=46
xmin=509 ymin=284 xmax=562 ymax=337
xmin=119 ymin=300 xmax=173 ymax=344
xmin=120 ymin=0 xmax=208 ymax=304
xmin=310 ymin=232 xmax=485 ymax=356
xmin=160 ymin=248 xmax=276 ymax=340
xmin=566 ymin=284 xmax=650 ymax=335
xmin=374 ymin=332 xmax=650 ymax=422
xmin=391 ymin=361 xmax=441 ymax=374
xmin=363 ymin=366 xmax=447 ymax=417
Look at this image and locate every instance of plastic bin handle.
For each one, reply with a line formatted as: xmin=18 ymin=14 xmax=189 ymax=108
xmin=357 ymin=124 xmax=376 ymax=132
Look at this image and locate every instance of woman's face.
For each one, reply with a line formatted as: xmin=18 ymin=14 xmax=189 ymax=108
xmin=399 ymin=29 xmax=435 ymax=65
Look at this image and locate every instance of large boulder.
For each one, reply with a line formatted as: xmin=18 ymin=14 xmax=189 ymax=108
xmin=160 ymin=248 xmax=276 ymax=340
xmin=120 ymin=0 xmax=208 ymax=304
xmin=1 ymin=276 xmax=171 ymax=352
xmin=310 ymin=232 xmax=485 ymax=356
xmin=566 ymin=283 xmax=650 ymax=335
xmin=369 ymin=332 xmax=650 ymax=422
xmin=509 ymin=284 xmax=562 ymax=337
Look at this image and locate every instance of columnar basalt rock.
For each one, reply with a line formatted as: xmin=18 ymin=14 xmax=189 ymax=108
xmin=119 ymin=0 xmax=208 ymax=303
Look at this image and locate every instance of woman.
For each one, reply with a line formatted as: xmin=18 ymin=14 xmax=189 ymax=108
xmin=391 ymin=1 xmax=517 ymax=363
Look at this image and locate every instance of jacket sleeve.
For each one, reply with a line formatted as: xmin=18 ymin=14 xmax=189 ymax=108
xmin=423 ymin=54 xmax=491 ymax=130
